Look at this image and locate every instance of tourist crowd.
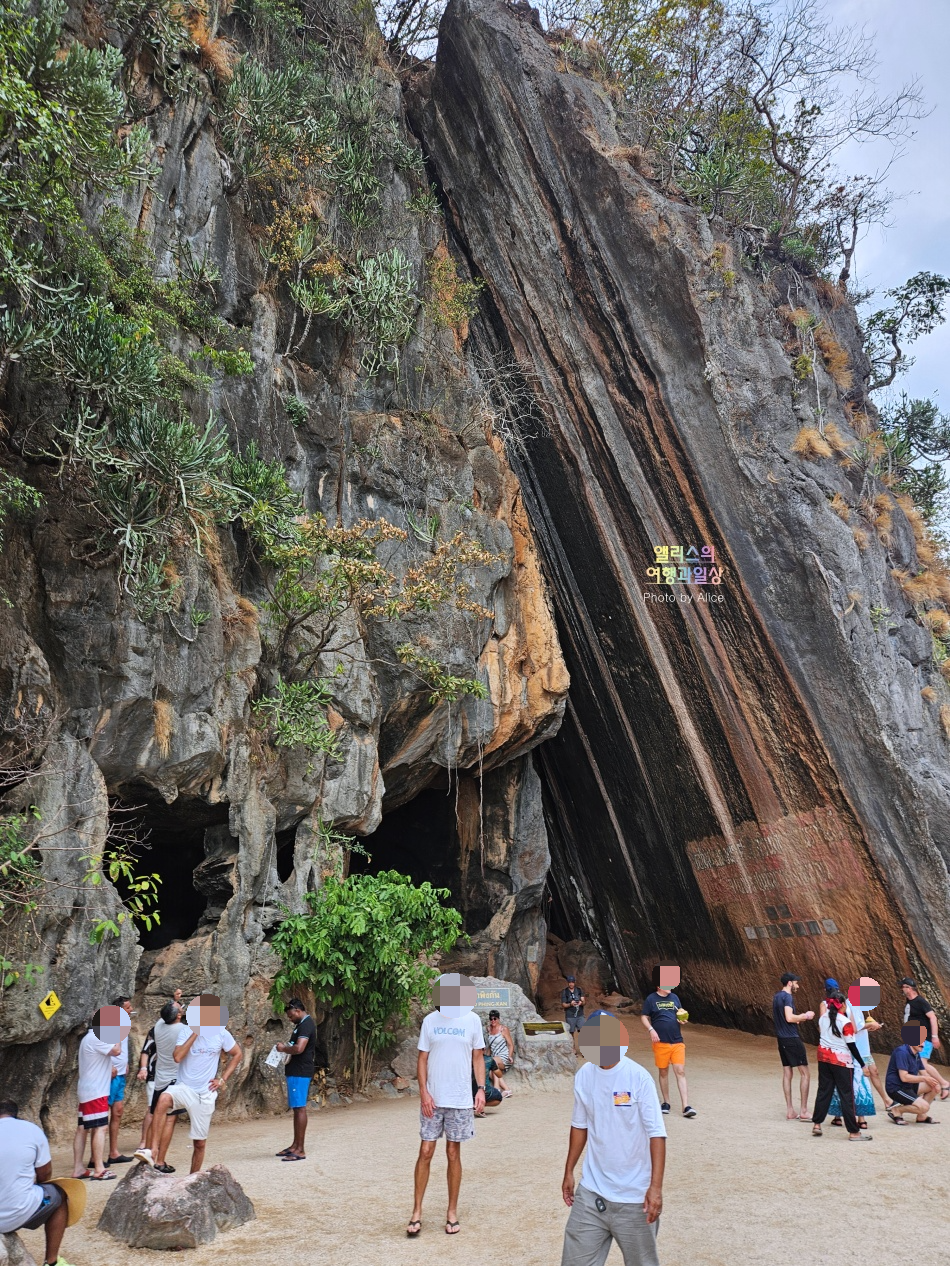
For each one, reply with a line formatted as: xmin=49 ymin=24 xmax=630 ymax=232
xmin=0 ymin=968 xmax=946 ymax=1266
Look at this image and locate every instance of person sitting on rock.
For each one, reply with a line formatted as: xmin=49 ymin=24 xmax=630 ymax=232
xmin=0 ymin=1099 xmax=76 ymax=1266
xmin=485 ymin=1010 xmax=515 ymax=1097
xmin=138 ymin=994 xmax=242 ymax=1175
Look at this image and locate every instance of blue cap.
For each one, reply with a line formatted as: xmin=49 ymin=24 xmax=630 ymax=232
xmin=825 ymin=978 xmax=839 ymax=990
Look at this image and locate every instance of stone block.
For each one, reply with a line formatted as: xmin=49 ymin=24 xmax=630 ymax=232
xmin=0 ymin=1234 xmax=37 ymax=1266
xmin=97 ymin=1162 xmax=255 ymax=1249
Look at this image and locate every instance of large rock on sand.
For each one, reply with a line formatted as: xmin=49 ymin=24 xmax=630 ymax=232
xmin=473 ymin=975 xmax=576 ymax=1088
xmin=0 ymin=1234 xmax=37 ymax=1265
xmin=97 ymin=1162 xmax=255 ymax=1249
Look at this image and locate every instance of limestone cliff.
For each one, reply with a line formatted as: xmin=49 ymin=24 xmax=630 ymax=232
xmin=0 ymin=0 xmax=567 ymax=1122
xmin=412 ymin=0 xmax=950 ymax=1035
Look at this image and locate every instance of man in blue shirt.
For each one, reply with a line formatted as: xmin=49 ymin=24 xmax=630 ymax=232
xmin=640 ymin=965 xmax=696 ymax=1118
xmin=886 ymin=1025 xmax=943 ymax=1124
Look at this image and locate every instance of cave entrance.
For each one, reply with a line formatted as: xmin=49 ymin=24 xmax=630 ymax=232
xmin=349 ymin=786 xmax=463 ymax=912
xmin=545 ymin=877 xmax=574 ymax=942
xmin=109 ymin=793 xmax=234 ymax=951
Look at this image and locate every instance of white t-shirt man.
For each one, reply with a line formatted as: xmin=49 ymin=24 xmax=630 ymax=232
xmin=77 ymin=1029 xmax=118 ymax=1103
xmin=0 ymin=1116 xmax=50 ymax=1234
xmin=417 ymin=1010 xmax=484 ymax=1108
xmin=175 ymin=1026 xmax=237 ymax=1090
xmin=571 ymin=1055 xmax=667 ymax=1202
xmin=155 ymin=1019 xmax=189 ymax=1088
xmin=164 ymin=1026 xmax=238 ymax=1141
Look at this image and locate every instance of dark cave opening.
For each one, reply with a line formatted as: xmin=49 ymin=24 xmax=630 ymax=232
xmin=110 ymin=793 xmax=233 ymax=951
xmin=544 ymin=877 xmax=573 ymax=943
xmin=275 ymin=826 xmax=297 ymax=883
xmin=349 ymin=787 xmax=462 ymax=907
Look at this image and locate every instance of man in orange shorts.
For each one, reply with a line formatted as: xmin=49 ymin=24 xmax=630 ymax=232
xmin=641 ymin=965 xmax=697 ymax=1119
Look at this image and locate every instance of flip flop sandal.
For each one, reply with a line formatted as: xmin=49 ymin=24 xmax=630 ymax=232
xmin=74 ymin=1170 xmax=93 ymax=1179
xmin=848 ymin=1134 xmax=873 ymax=1141
xmin=811 ymin=1126 xmax=822 ymax=1136
xmin=859 ymin=1121 xmax=868 ymax=1129
xmin=916 ymin=1116 xmax=940 ymax=1124
xmin=90 ymin=1171 xmax=117 ymax=1180
xmin=106 ymin=1155 xmax=134 ymax=1164
xmin=276 ymin=1148 xmax=295 ymax=1156
xmin=281 ymin=1154 xmax=306 ymax=1161
xmin=154 ymin=1164 xmax=175 ymax=1174
xmin=940 ymin=1088 xmax=950 ymax=1100
xmin=445 ymin=1222 xmax=461 ymax=1235
xmin=830 ymin=1118 xmax=843 ymax=1127
xmin=406 ymin=1221 xmax=422 ymax=1238
xmin=887 ymin=1110 xmax=906 ymax=1125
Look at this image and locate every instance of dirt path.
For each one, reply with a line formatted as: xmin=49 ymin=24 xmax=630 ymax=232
xmin=24 ymin=1025 xmax=950 ymax=1266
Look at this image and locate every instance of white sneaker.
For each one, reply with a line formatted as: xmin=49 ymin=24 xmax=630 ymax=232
xmin=133 ymin=1147 xmax=154 ymax=1166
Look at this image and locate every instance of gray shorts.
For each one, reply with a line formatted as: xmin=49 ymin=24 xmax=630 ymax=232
xmin=561 ymin=1184 xmax=660 ymax=1266
xmin=566 ymin=1013 xmax=585 ymax=1034
xmin=419 ymin=1105 xmax=475 ymax=1142
xmin=18 ymin=1184 xmax=64 ymax=1231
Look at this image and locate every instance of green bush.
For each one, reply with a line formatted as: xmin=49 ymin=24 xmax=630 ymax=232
xmin=269 ymin=869 xmax=463 ymax=1088
xmin=396 ymin=644 xmax=489 ymax=704
xmin=284 ymin=395 xmax=310 ymax=427
xmin=343 ymin=249 xmax=417 ymax=374
xmin=0 ymin=471 xmax=41 ymax=545
xmin=0 ymin=810 xmax=43 ymax=920
xmin=0 ymin=0 xmax=150 ymax=301
xmin=252 ymin=677 xmax=339 ymax=757
xmin=202 ymin=346 xmax=255 ymax=376
xmin=73 ymin=409 xmax=241 ymax=610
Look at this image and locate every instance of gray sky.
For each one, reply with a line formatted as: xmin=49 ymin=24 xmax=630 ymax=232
xmin=834 ymin=0 xmax=950 ymax=414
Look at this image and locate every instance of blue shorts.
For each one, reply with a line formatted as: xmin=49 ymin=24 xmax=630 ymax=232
xmin=286 ymin=1076 xmax=311 ymax=1108
xmin=921 ymin=1040 xmax=934 ymax=1060
xmin=109 ymin=1075 xmax=127 ymax=1105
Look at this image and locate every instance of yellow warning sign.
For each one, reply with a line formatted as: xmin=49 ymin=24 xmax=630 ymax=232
xmin=39 ymin=991 xmax=61 ymax=1020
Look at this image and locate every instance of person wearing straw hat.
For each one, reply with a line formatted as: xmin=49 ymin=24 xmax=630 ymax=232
xmin=0 ymin=1100 xmax=86 ymax=1266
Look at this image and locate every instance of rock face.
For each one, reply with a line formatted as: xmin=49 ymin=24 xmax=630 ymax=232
xmin=470 ymin=974 xmax=575 ymax=1087
xmin=0 ymin=1235 xmax=37 ymax=1266
xmin=414 ymin=0 xmax=950 ymax=1031
xmin=97 ymin=1162 xmax=255 ymax=1249
xmin=0 ymin=0 xmax=567 ymax=1126
xmin=536 ymin=936 xmax=613 ymax=1018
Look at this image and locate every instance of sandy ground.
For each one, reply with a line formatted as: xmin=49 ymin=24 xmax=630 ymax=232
xmin=22 ymin=1024 xmax=950 ymax=1266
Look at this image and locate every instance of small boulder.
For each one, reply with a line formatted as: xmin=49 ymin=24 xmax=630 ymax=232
xmin=598 ymin=991 xmax=638 ymax=1013
xmin=390 ymin=1030 xmax=421 ymax=1080
xmin=0 ymin=1234 xmax=37 ymax=1266
xmin=97 ymin=1162 xmax=255 ymax=1249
